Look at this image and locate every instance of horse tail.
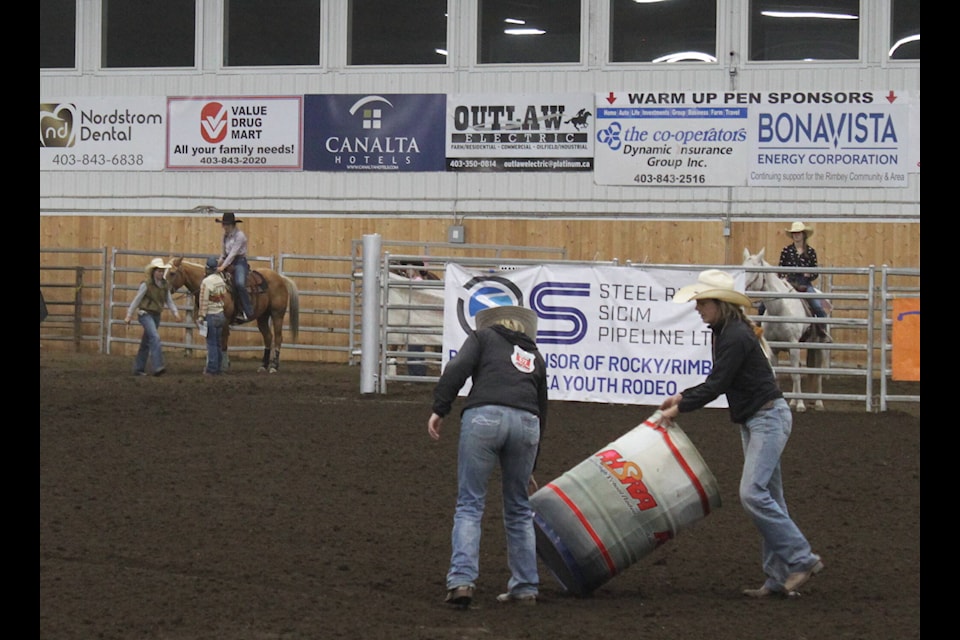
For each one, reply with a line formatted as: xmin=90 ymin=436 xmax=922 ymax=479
xmin=281 ymin=274 xmax=300 ymax=341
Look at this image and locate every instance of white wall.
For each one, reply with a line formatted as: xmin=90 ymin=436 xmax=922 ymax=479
xmin=39 ymin=0 xmax=920 ymax=222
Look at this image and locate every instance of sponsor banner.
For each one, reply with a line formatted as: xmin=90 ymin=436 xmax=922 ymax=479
xmin=166 ymin=97 xmax=302 ymax=169
xmin=595 ymin=90 xmax=914 ymax=187
xmin=40 ymin=97 xmax=167 ymax=171
xmin=594 ymin=92 xmax=748 ymax=186
xmin=303 ymin=94 xmax=446 ymax=171
xmin=442 ymin=263 xmax=742 ymax=407
xmin=446 ymin=93 xmax=594 ymax=172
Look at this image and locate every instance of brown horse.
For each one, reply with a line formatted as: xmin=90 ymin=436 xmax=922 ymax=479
xmin=164 ymin=257 xmax=299 ymax=373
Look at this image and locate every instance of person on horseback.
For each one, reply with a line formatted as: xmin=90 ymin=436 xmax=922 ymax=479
xmin=215 ymin=211 xmax=254 ymax=323
xmin=778 ymin=221 xmax=831 ymax=340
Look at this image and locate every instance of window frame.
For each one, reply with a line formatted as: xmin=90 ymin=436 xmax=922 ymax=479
xmin=221 ymin=0 xmax=324 ymax=69
xmin=605 ymin=0 xmax=722 ymax=67
xmin=344 ymin=0 xmax=451 ymax=69
xmin=743 ymin=0 xmax=864 ymax=65
xmin=471 ymin=0 xmax=588 ymax=69
xmin=96 ymin=0 xmax=202 ymax=72
xmin=40 ymin=0 xmax=82 ymax=74
xmin=885 ymin=0 xmax=920 ymax=64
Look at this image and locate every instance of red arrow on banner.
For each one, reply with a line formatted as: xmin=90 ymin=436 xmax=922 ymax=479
xmin=606 ymin=92 xmax=617 ymax=104
xmin=886 ymin=90 xmax=898 ymax=103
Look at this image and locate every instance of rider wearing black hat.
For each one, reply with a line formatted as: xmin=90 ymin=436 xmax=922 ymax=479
xmin=215 ymin=212 xmax=253 ymax=322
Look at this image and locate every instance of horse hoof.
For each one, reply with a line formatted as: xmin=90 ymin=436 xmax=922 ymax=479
xmin=257 ymin=366 xmax=267 ymax=373
xmin=796 ymin=404 xmax=807 ymax=413
xmin=269 ymin=368 xmax=278 ymax=374
xmin=814 ymin=402 xmax=825 ymax=411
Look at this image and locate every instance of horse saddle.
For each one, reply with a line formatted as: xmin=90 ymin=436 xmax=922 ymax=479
xmin=222 ymin=269 xmax=268 ymax=295
xmin=222 ymin=270 xmax=268 ymax=323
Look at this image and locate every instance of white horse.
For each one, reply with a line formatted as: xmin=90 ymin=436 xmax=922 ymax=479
xmin=742 ymin=248 xmax=826 ymax=412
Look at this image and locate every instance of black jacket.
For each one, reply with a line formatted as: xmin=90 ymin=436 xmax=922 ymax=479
xmin=432 ymin=325 xmax=549 ymax=436
xmin=678 ymin=318 xmax=782 ymax=424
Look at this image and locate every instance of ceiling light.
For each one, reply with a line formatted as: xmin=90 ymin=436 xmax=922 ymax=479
xmin=504 ymin=18 xmax=526 ymax=24
xmin=761 ymin=11 xmax=858 ymax=20
xmin=504 ymin=28 xmax=546 ymax=35
xmin=652 ymin=51 xmax=718 ymax=63
xmin=888 ymin=34 xmax=919 ymax=57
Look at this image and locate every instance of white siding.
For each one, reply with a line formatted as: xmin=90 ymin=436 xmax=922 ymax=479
xmin=40 ymin=0 xmax=920 ymax=222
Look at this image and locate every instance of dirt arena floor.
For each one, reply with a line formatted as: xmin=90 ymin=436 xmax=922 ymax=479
xmin=40 ymin=351 xmax=920 ymax=640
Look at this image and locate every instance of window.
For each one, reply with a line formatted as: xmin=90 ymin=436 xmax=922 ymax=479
xmin=749 ymin=1 xmax=860 ymax=61
xmin=225 ymin=0 xmax=321 ymax=66
xmin=889 ymin=0 xmax=919 ymax=60
xmin=610 ymin=0 xmax=717 ymax=63
xmin=40 ymin=0 xmax=77 ymax=69
xmin=102 ymin=0 xmax=196 ymax=68
xmin=478 ymin=0 xmax=581 ymax=64
xmin=348 ymin=0 xmax=448 ymax=65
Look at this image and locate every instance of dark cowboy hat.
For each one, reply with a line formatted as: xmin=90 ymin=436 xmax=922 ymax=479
xmin=215 ymin=211 xmax=242 ymax=224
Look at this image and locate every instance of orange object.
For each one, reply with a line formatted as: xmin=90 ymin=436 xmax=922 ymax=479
xmin=892 ymin=298 xmax=920 ymax=381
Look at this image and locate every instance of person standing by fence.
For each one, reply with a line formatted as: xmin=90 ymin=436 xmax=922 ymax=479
xmin=124 ymin=258 xmax=181 ymax=376
xmin=197 ymin=257 xmax=228 ymax=376
xmin=428 ymin=305 xmax=548 ymax=608
xmin=216 ymin=211 xmax=253 ymax=322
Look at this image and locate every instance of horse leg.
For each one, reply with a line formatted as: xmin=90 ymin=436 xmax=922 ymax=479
xmin=256 ymin=316 xmax=272 ymax=373
xmin=789 ymin=347 xmax=806 ymax=412
xmin=268 ymin=311 xmax=285 ymax=373
xmin=220 ymin=326 xmax=231 ymax=373
xmin=807 ymin=348 xmax=825 ymax=411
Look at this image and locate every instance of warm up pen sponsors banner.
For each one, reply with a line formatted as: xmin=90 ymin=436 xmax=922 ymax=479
xmin=594 ymin=89 xmax=915 ymax=187
xmin=166 ymin=97 xmax=302 ymax=169
xmin=594 ymin=91 xmax=749 ymax=186
xmin=748 ymin=90 xmax=910 ymax=187
xmin=303 ymin=94 xmax=446 ymax=171
xmin=441 ymin=263 xmax=747 ymax=408
xmin=446 ymin=93 xmax=594 ymax=172
xmin=40 ymin=97 xmax=167 ymax=170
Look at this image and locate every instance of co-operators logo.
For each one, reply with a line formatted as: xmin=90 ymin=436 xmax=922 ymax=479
xmin=40 ymin=103 xmax=76 ymax=148
xmin=597 ymin=121 xmax=623 ymax=151
xmin=455 ymin=276 xmax=527 ymax=335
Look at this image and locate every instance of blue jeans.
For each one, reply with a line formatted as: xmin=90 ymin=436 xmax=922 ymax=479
xmin=133 ymin=311 xmax=163 ymax=374
xmin=447 ymin=405 xmax=541 ymax=596
xmin=739 ymin=398 xmax=820 ymax=589
xmin=204 ymin=312 xmax=225 ymax=374
xmin=233 ymin=257 xmax=253 ymax=318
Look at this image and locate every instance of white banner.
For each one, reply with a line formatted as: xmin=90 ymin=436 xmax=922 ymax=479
xmin=166 ymin=96 xmax=302 ymax=169
xmin=442 ymin=263 xmax=744 ymax=407
xmin=40 ymin=97 xmax=167 ymax=171
xmin=446 ymin=93 xmax=594 ymax=171
xmin=595 ymin=89 xmax=915 ymax=187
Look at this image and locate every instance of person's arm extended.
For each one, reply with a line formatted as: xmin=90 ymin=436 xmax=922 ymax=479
xmin=124 ymin=282 xmax=147 ymax=322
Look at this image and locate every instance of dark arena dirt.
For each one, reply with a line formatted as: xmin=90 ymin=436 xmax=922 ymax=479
xmin=40 ymin=352 xmax=920 ymax=640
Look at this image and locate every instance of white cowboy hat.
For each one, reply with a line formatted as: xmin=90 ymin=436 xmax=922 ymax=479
xmin=144 ymin=257 xmax=171 ymax=275
xmin=785 ymin=221 xmax=814 ymax=238
xmin=673 ymin=269 xmax=752 ymax=307
xmin=476 ymin=305 xmax=538 ymax=340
